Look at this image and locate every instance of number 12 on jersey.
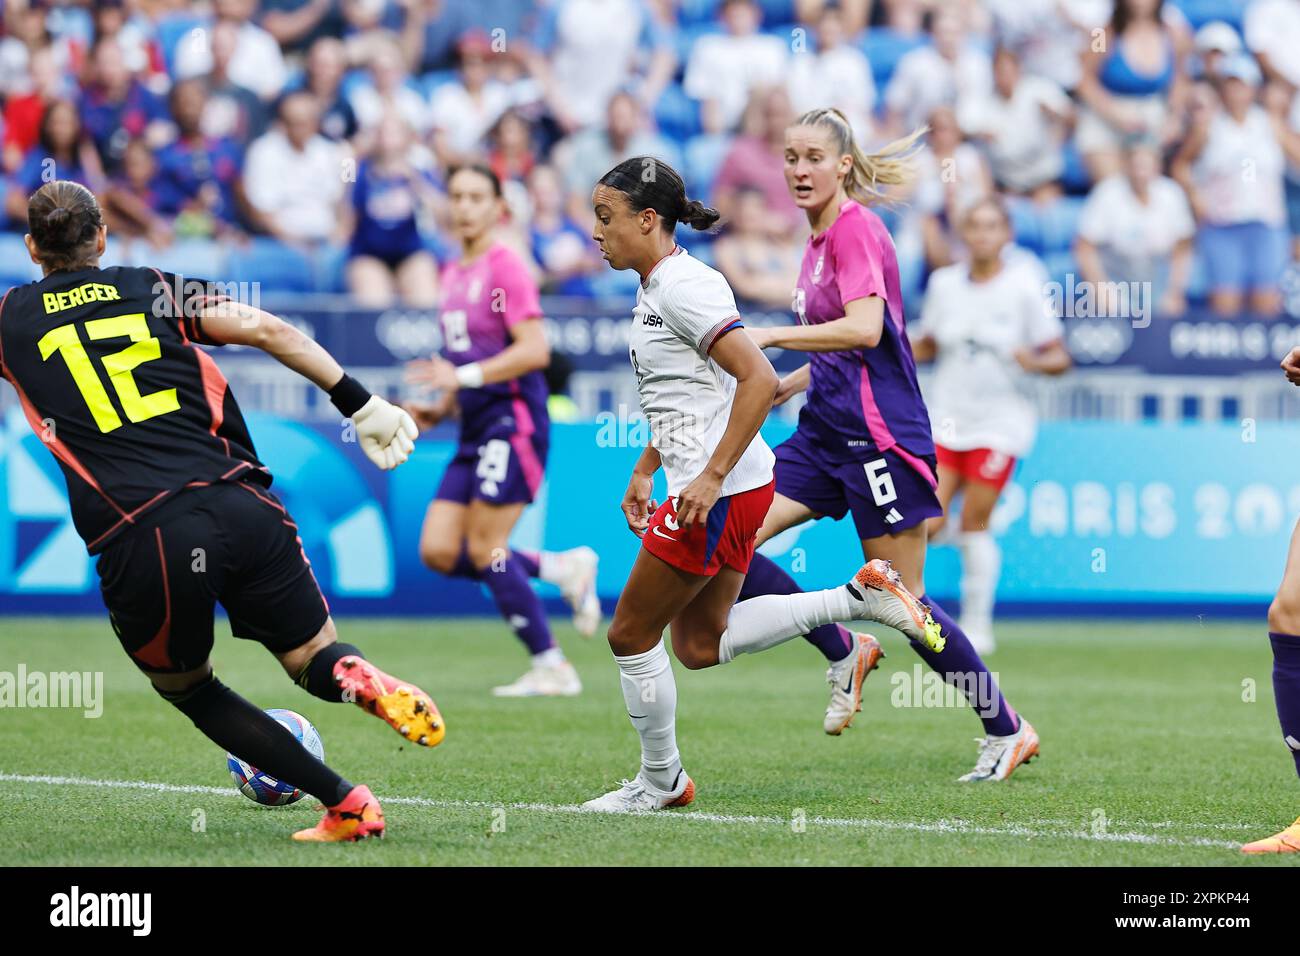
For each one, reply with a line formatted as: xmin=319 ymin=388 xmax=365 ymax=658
xmin=38 ymin=313 xmax=180 ymax=434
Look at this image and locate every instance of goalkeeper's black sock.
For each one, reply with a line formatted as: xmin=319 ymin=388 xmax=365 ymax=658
xmin=293 ymin=642 xmax=365 ymax=703
xmin=159 ymin=675 xmax=351 ymax=806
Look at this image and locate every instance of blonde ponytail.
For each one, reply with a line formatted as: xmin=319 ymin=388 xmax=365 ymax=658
xmin=794 ymin=107 xmax=927 ymax=206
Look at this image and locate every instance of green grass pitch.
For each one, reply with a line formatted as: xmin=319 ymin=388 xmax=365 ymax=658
xmin=1 ymin=615 xmax=1298 ymax=866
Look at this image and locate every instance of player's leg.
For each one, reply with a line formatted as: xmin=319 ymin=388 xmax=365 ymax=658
xmin=955 ymin=455 xmax=1012 ymax=655
xmin=99 ymin=493 xmax=380 ymax=841
xmin=583 ymin=548 xmax=713 ymax=811
xmin=418 ymin=498 xmax=471 ymax=576
xmin=925 ymin=455 xmax=964 ymax=544
xmin=861 ymin=510 xmax=1036 ymax=782
xmin=1242 ymin=517 xmax=1300 ymax=852
xmin=739 ymin=436 xmax=871 ymax=664
xmin=420 ymin=488 xmax=598 ymax=632
xmin=464 ymin=498 xmax=581 ymax=696
xmin=222 ymin=482 xmax=444 ymax=748
xmin=394 ymin=249 xmax=440 ymax=309
xmin=345 ymin=254 xmax=398 ymax=308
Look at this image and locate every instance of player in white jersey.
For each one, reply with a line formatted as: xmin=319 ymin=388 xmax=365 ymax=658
xmin=582 ymin=157 xmax=938 ymax=813
xmin=912 ymin=197 xmax=1071 ymax=653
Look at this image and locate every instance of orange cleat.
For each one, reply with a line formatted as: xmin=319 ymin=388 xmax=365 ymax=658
xmin=1241 ymin=817 xmax=1300 ymax=854
xmin=824 ymin=633 xmax=886 ymax=736
xmin=293 ymin=784 xmax=385 ymax=842
xmin=333 ymin=655 xmax=445 ymax=747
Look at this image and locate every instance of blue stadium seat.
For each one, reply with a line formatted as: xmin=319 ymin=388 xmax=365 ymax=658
xmin=655 ymin=82 xmax=702 ymax=145
xmin=756 ymin=0 xmax=796 ymax=27
xmin=683 ymin=133 xmax=732 ymax=201
xmin=1040 ymin=249 xmax=1077 ymax=290
xmin=860 ymin=28 xmax=928 ymax=94
xmin=226 ymin=239 xmax=315 ymax=293
xmin=678 ymin=0 xmax=721 ymax=28
xmin=1037 ymin=196 xmax=1086 ymax=254
xmin=1060 ymin=139 xmax=1092 ymax=196
xmin=1170 ymin=0 xmax=1245 ymax=31
xmin=0 ymin=233 xmax=39 ymax=290
xmin=1005 ymin=197 xmax=1043 ymax=253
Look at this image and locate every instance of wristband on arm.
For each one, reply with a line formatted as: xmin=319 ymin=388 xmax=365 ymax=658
xmin=455 ymin=362 xmax=484 ymax=389
xmin=327 ymin=373 xmax=372 ymax=417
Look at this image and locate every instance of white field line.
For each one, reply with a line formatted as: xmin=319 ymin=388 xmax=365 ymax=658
xmin=0 ymin=771 xmax=1246 ymax=850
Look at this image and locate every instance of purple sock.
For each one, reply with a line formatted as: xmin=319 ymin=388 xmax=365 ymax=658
xmin=514 ymin=549 xmax=541 ymax=578
xmin=1269 ymin=632 xmax=1300 ymax=781
xmin=915 ymin=596 xmax=1018 ymax=736
xmin=479 ymin=554 xmax=555 ymax=655
xmin=448 ymin=546 xmax=541 ymax=581
xmin=741 ymin=554 xmax=853 ymax=662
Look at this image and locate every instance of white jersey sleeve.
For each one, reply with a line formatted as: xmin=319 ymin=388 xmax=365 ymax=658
xmin=657 ymin=267 xmax=741 ymax=356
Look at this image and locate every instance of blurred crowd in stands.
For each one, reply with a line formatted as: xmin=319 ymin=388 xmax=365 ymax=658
xmin=0 ymin=0 xmax=1298 ymax=318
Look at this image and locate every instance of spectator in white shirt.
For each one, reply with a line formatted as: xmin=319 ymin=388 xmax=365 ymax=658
xmin=884 ymin=6 xmax=991 ymax=136
xmin=1245 ymin=0 xmax=1300 ymax=90
xmin=685 ymin=0 xmax=789 ymax=134
xmin=786 ymin=4 xmax=875 ymax=140
xmin=1075 ymin=138 xmax=1195 ymax=316
xmin=986 ymin=0 xmax=1110 ymax=93
xmin=429 ymin=32 xmax=514 ymax=166
xmin=530 ymin=0 xmax=675 ymax=134
xmin=174 ymin=0 xmax=288 ymax=102
xmin=349 ymin=33 xmax=431 ymax=144
xmin=243 ymin=91 xmax=349 ymax=249
xmin=958 ymin=45 xmax=1074 ymax=201
xmin=1174 ymin=53 xmax=1287 ymax=316
xmin=902 ymin=105 xmax=994 ymax=274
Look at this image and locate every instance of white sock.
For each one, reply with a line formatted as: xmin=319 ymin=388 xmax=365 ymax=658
xmin=717 ymin=587 xmax=858 ymax=664
xmin=533 ymin=647 xmax=566 ymax=668
xmin=537 ymin=550 xmax=567 ymax=585
xmin=615 ymin=639 xmax=681 ymax=792
xmin=959 ymin=531 xmax=1001 ymax=633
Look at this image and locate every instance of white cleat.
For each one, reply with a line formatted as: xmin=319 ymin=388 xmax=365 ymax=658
xmin=557 ymin=546 xmax=602 ymax=638
xmin=491 ymin=660 xmax=583 ymax=697
xmin=581 ymin=770 xmax=695 ymax=813
xmin=958 ymin=718 xmax=1039 ymax=782
xmin=824 ymin=632 xmax=885 ymax=735
xmin=844 ymin=559 xmax=945 ymax=651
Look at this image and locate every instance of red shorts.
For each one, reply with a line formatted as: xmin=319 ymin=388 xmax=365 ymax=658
xmin=641 ymin=480 xmax=775 ymax=577
xmin=936 ymin=445 xmax=1017 ymax=491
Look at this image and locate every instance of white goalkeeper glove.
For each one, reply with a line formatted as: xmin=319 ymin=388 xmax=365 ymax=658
xmin=351 ymin=395 xmax=418 ymax=471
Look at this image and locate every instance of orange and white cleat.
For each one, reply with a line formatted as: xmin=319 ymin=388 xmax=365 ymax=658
xmin=1241 ymin=817 xmax=1300 ymax=854
xmin=293 ymin=784 xmax=385 ymax=842
xmin=581 ymin=770 xmax=695 ymax=813
xmin=845 ymin=559 xmax=945 ymax=652
xmin=333 ymin=655 xmax=445 ymax=747
xmin=959 ymin=718 xmax=1039 ymax=782
xmin=824 ymin=632 xmax=885 ymax=735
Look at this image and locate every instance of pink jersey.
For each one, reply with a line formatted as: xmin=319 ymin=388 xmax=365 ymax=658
xmin=793 ymin=200 xmax=934 ymax=475
xmin=438 ymin=241 xmax=548 ymax=442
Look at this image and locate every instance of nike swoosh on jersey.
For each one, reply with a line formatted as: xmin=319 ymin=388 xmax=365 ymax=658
xmin=652 ymin=526 xmax=677 ymax=541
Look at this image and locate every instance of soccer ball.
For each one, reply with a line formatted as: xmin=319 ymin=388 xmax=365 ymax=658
xmin=227 ymin=708 xmax=325 ymax=806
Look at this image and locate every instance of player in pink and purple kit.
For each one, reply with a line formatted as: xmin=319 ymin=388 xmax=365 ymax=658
xmin=406 ymin=165 xmax=601 ymax=698
xmin=741 ymin=109 xmax=1039 ymax=782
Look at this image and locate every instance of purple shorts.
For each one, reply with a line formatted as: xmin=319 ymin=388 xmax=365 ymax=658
xmin=434 ymin=432 xmax=548 ymax=506
xmin=774 ymin=430 xmax=942 ymax=540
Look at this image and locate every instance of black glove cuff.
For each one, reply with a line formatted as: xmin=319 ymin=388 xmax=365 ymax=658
xmin=328 ymin=374 xmax=371 ymax=418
